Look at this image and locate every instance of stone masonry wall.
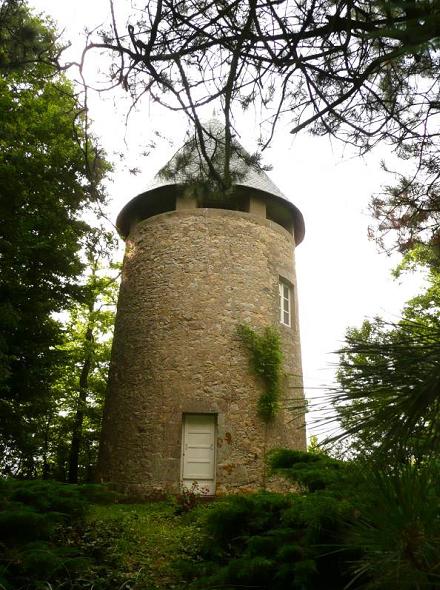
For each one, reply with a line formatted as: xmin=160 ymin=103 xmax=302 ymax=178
xmin=97 ymin=207 xmax=306 ymax=495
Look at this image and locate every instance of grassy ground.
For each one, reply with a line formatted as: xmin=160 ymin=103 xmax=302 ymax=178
xmin=82 ymin=501 xmax=206 ymax=589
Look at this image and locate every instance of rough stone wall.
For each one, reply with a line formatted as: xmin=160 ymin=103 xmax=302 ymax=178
xmin=97 ymin=207 xmax=306 ymax=496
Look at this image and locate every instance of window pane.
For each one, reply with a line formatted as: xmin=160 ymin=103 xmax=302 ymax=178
xmin=279 ymin=280 xmax=292 ymax=326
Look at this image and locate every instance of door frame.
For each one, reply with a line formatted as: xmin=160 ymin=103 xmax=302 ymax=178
xmin=180 ymin=412 xmax=217 ymax=495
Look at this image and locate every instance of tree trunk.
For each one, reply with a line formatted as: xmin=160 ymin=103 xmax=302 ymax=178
xmin=67 ymin=325 xmax=93 ymax=484
xmin=42 ymin=415 xmax=52 ymax=480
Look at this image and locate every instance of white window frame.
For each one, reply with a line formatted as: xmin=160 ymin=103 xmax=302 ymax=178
xmin=279 ymin=279 xmax=292 ymax=327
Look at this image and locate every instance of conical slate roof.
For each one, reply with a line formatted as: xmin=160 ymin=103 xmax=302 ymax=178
xmin=117 ymin=120 xmax=305 ymax=244
xmin=145 ymin=119 xmax=286 ymax=199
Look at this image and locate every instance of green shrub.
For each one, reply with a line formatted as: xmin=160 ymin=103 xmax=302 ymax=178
xmin=0 ymin=507 xmax=55 ymax=543
xmin=268 ymin=448 xmax=350 ymax=492
xmin=0 ymin=479 xmax=112 ymax=589
xmin=1 ymin=479 xmax=89 ymax=517
xmin=181 ymin=490 xmax=359 ymax=589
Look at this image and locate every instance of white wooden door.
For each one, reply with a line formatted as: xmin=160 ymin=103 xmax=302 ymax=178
xmin=181 ymin=414 xmax=216 ymax=495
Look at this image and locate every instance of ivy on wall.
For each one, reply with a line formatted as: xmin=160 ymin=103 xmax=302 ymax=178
xmin=237 ymin=324 xmax=283 ymax=422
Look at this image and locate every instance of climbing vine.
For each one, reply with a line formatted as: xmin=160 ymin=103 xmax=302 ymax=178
xmin=237 ymin=324 xmax=283 ymax=422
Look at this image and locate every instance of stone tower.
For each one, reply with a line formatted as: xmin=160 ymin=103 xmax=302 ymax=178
xmin=97 ymin=126 xmax=306 ymax=496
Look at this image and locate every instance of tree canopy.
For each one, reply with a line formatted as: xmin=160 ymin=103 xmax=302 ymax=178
xmin=0 ymin=0 xmax=60 ymax=74
xmin=332 ymin=245 xmax=440 ymax=461
xmin=0 ymin=0 xmax=110 ymax=476
xmin=91 ymin=0 xmax=440 ymax=249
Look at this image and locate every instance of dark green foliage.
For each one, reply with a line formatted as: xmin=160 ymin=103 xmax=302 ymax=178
xmin=177 ymin=449 xmax=440 ymax=589
xmin=0 ymin=0 xmax=58 ymax=75
xmin=335 ymin=318 xmax=440 ymax=460
xmin=177 ymin=451 xmax=440 ymax=589
xmin=181 ymin=489 xmax=358 ymax=590
xmin=59 ymin=230 xmax=118 ymax=484
xmin=0 ymin=479 xmax=99 ymax=587
xmin=322 ymin=246 xmax=440 ymax=588
xmin=269 ymin=449 xmax=351 ymax=492
xmin=5 ymin=470 xmax=437 ymax=590
xmin=177 ymin=454 xmax=362 ymax=589
xmin=332 ymin=250 xmax=440 ymax=461
xmin=237 ymin=324 xmax=283 ymax=421
xmin=0 ymin=482 xmax=207 ymax=589
xmin=347 ymin=461 xmax=440 ymax=590
xmin=0 ymin=1 xmax=110 ymax=477
xmin=0 ymin=508 xmax=54 ymax=543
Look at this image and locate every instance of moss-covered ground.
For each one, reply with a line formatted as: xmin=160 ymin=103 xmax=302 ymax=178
xmin=0 ymin=478 xmax=208 ymax=590
xmin=81 ymin=501 xmax=206 ymax=589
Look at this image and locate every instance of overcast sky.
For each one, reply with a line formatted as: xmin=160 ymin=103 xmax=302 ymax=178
xmin=31 ymin=1 xmax=426 ymax=439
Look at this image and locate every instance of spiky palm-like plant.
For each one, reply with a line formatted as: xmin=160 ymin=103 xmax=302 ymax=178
xmin=347 ymin=462 xmax=440 ymax=590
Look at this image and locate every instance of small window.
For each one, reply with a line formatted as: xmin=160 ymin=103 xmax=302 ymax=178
xmin=279 ymin=280 xmax=291 ymax=327
xmin=199 ymin=194 xmax=249 ymax=212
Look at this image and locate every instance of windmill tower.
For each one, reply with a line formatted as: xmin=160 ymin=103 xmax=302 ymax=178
xmin=97 ymin=125 xmax=306 ymax=496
